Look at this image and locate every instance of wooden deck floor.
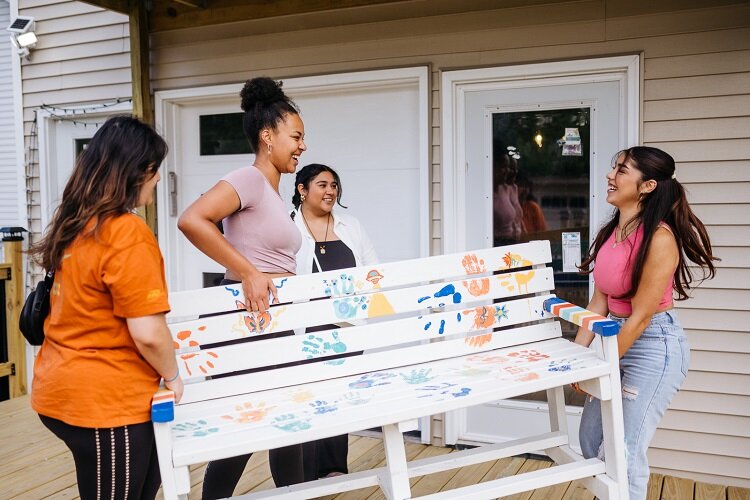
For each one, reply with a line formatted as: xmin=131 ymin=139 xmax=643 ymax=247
xmin=2 ymin=395 xmax=748 ymax=500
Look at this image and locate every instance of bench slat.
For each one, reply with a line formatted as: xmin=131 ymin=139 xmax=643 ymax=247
xmin=167 ymin=241 xmax=552 ymax=318
xmin=170 ymin=338 xmax=608 ymax=466
xmin=169 ymin=266 xmax=554 ymax=351
xmin=176 ymin=294 xmax=556 ymax=381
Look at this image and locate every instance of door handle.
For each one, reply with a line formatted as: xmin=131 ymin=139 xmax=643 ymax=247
xmin=168 ymin=172 xmax=178 ymax=216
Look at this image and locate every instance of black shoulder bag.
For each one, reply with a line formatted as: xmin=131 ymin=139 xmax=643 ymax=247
xmin=19 ymin=271 xmax=55 ymax=346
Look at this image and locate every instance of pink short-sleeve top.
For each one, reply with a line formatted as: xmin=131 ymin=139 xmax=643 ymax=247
xmin=593 ymin=224 xmax=674 ymax=316
xmin=220 ymin=166 xmax=301 ymax=277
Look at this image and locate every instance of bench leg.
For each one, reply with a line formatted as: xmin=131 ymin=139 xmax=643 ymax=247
xmin=599 ymin=337 xmax=630 ymax=500
xmin=380 ymin=423 xmax=411 ymax=500
xmin=546 ymin=386 xmax=568 ymax=437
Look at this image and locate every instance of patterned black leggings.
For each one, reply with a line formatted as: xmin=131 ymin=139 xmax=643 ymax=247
xmin=40 ymin=414 xmax=161 ymax=500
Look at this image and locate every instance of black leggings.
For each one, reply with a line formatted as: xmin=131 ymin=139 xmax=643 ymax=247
xmin=39 ymin=414 xmax=161 ymax=500
xmin=202 ymin=446 xmax=304 ymax=499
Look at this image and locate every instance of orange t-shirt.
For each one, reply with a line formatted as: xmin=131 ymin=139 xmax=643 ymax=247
xmin=31 ymin=214 xmax=171 ymax=428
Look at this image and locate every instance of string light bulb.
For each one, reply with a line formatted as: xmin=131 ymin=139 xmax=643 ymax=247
xmin=534 ymin=131 xmax=543 ymax=148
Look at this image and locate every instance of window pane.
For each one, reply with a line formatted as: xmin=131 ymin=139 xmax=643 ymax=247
xmin=199 ymin=113 xmax=251 ymax=156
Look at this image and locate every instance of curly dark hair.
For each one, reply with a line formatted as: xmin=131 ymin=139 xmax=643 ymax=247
xmin=239 ymin=76 xmax=299 ymax=153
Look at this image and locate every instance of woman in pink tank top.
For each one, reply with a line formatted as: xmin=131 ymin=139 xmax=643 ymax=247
xmin=574 ymin=146 xmax=718 ymax=499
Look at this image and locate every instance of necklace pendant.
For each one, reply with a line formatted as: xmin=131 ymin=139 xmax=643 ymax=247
xmin=319 ymin=246 xmax=326 ymax=254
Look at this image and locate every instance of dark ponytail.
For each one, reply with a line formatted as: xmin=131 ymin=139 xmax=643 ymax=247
xmin=580 ymin=146 xmax=718 ymax=300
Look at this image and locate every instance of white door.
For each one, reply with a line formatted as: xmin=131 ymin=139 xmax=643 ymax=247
xmin=157 ymin=69 xmax=429 ymax=293
xmin=38 ymin=103 xmax=132 ymax=228
xmin=441 ymin=57 xmax=639 ymax=447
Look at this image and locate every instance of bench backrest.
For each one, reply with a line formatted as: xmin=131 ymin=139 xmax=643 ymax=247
xmin=167 ymin=241 xmax=560 ymax=405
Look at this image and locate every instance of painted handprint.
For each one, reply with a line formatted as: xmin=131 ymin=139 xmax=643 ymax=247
xmin=333 ymin=295 xmax=367 ymax=319
xmin=548 ymin=359 xmax=573 ymax=372
xmin=462 ymin=254 xmax=490 ymax=297
xmin=507 ymin=349 xmax=550 ymax=363
xmin=399 ymin=368 xmax=435 ymax=385
xmin=309 ymin=400 xmax=338 ymax=415
xmin=272 ymin=413 xmax=312 ymax=432
xmin=324 ymin=274 xmax=355 ymax=297
xmin=301 ymin=331 xmax=347 ymax=359
xmin=348 ymin=372 xmax=397 ymax=389
xmin=289 ymin=389 xmax=314 ymax=403
xmin=342 ymin=392 xmax=371 ymax=406
xmin=179 ymin=350 xmax=219 ymax=377
xmin=173 ymin=420 xmax=219 ymax=438
xmin=416 ymin=382 xmax=472 ymax=400
xmin=221 ymin=402 xmax=274 ymax=424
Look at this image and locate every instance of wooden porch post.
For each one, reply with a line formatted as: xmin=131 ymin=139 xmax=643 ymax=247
xmin=129 ymin=0 xmax=157 ymax=231
xmin=1 ymin=228 xmax=27 ymax=397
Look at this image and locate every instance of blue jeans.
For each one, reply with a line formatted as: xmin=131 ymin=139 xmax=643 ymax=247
xmin=579 ymin=310 xmax=690 ymax=500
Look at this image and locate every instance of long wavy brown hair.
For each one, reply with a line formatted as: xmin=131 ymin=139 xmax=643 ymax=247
xmin=30 ymin=115 xmax=168 ymax=271
xmin=579 ymin=146 xmax=718 ymax=301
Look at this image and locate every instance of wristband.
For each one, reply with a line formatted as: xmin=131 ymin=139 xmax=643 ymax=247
xmin=163 ymin=371 xmax=180 ymax=383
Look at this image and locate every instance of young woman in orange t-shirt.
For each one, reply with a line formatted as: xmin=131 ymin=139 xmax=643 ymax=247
xmin=30 ymin=116 xmax=183 ymax=500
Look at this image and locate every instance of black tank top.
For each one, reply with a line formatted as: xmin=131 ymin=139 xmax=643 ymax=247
xmin=313 ymin=240 xmax=356 ymax=273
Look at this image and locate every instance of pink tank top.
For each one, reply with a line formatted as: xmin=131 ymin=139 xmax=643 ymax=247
xmin=593 ymin=225 xmax=674 ymax=316
xmin=221 ymin=166 xmax=301 ymax=277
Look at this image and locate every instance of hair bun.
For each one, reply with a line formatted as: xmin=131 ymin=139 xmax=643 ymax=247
xmin=240 ymin=77 xmax=287 ymax=111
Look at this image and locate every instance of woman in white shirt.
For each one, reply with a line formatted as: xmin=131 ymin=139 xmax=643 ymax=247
xmin=291 ymin=163 xmax=378 ymax=480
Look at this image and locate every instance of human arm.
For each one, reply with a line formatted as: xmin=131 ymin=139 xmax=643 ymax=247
xmin=616 ymin=227 xmax=679 ymax=357
xmin=127 ymin=314 xmax=184 ymax=403
xmin=177 ymin=180 xmax=277 ymax=310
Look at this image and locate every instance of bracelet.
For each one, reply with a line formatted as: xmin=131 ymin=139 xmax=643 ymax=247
xmin=163 ymin=371 xmax=180 ymax=383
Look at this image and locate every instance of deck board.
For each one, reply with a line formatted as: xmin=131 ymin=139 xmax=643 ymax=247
xmin=2 ymin=395 xmax=748 ymax=500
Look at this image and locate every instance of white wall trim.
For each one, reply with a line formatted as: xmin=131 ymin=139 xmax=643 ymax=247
xmin=37 ymin=101 xmax=133 ymax=229
xmin=440 ymin=55 xmax=640 ymax=444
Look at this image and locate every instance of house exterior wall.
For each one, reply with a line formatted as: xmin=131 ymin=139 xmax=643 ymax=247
xmin=17 ymin=0 xmax=750 ymax=487
xmin=0 ymin=0 xmax=24 ymax=229
xmin=18 ymin=0 xmax=129 ymax=241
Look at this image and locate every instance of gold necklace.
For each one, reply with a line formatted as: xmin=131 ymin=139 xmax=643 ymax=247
xmin=301 ymin=210 xmax=331 ymax=254
xmin=612 ymin=223 xmax=638 ymax=248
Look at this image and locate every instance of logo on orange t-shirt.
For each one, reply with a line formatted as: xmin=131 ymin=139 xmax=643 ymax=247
xmin=146 ymin=289 xmax=164 ymax=302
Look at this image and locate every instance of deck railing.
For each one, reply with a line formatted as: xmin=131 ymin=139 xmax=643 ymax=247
xmin=0 ymin=227 xmax=27 ymax=399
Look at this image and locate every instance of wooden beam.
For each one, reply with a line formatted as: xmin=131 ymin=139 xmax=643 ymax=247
xmin=128 ymin=0 xmax=158 ymax=231
xmin=79 ymin=0 xmax=129 ymax=15
xmin=3 ymin=240 xmax=26 ymax=397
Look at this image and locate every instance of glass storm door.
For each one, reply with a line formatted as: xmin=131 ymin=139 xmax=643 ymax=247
xmin=458 ymin=80 xmax=622 ymax=447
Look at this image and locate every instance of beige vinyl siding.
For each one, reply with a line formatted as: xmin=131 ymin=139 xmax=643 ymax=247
xmin=18 ymin=0 xmax=750 ymax=487
xmin=19 ymin=0 xmax=129 ymax=241
xmin=0 ymin=0 xmax=21 ymax=228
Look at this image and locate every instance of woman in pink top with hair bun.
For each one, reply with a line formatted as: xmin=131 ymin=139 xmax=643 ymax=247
xmin=178 ymin=76 xmax=307 ymax=498
xmin=576 ymin=146 xmax=718 ymax=499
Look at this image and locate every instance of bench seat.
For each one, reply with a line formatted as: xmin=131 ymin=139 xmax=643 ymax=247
xmin=170 ymin=336 xmax=609 ymax=467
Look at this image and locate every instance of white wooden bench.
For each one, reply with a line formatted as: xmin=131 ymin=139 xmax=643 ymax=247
xmin=152 ymin=241 xmax=629 ymax=499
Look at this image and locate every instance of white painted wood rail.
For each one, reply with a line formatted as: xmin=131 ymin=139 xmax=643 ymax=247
xmin=152 ymin=242 xmax=628 ymax=500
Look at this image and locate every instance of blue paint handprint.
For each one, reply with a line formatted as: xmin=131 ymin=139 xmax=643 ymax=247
xmin=416 ymin=382 xmax=472 ymax=400
xmin=173 ymin=420 xmax=219 ymax=438
xmin=324 ymin=274 xmax=355 ymax=297
xmin=348 ymin=372 xmax=397 ymax=389
xmin=302 ymin=331 xmax=348 ymax=359
xmin=400 ymin=368 xmax=435 ymax=385
xmin=333 ymin=296 xmax=367 ymax=319
xmin=548 ymin=359 xmax=573 ymax=372
xmin=309 ymin=400 xmax=338 ymax=415
xmin=272 ymin=413 xmax=312 ymax=432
